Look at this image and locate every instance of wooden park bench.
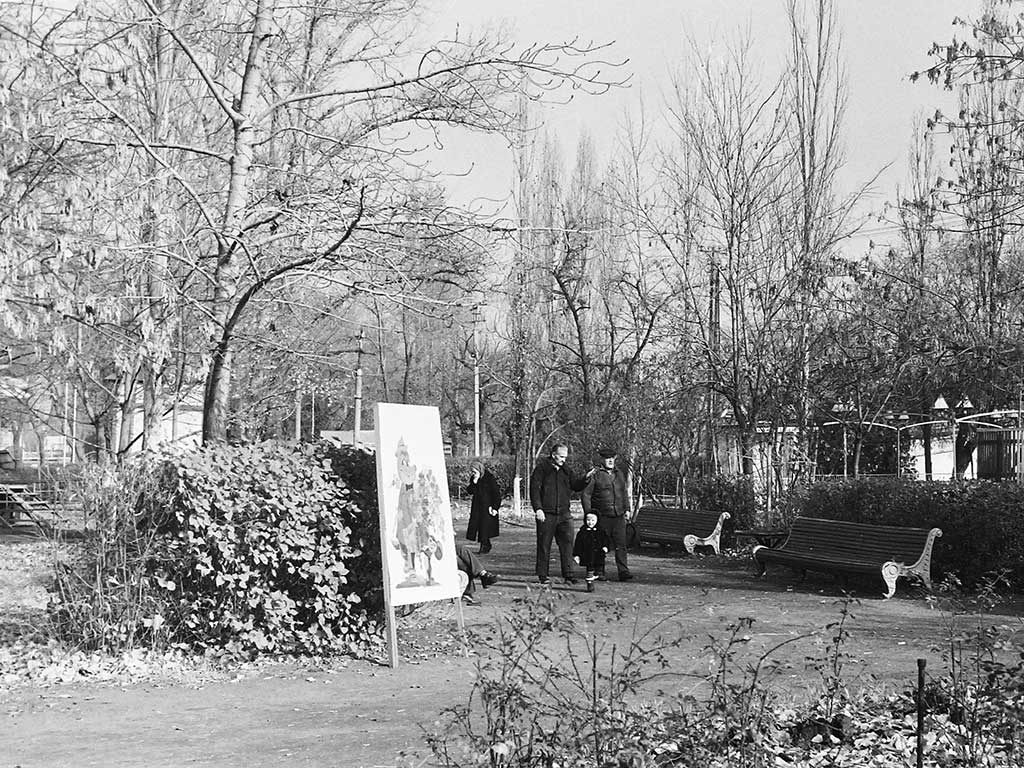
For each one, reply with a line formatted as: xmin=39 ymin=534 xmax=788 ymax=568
xmin=630 ymin=506 xmax=732 ymax=555
xmin=752 ymin=516 xmax=943 ymax=599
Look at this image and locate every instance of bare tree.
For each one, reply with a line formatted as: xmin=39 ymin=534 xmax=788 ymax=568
xmin=3 ymin=0 xmax=621 ymax=446
xmin=782 ymin=0 xmax=860 ymax=484
xmin=662 ymin=32 xmax=793 ymax=475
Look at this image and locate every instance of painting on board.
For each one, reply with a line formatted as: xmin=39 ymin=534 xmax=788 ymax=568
xmin=375 ymin=402 xmax=461 ymax=607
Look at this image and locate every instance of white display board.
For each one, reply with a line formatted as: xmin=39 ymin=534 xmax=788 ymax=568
xmin=375 ymin=403 xmax=461 ymax=609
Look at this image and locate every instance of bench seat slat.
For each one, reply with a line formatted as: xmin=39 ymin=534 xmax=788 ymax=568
xmin=756 ymin=550 xmax=895 ymax=575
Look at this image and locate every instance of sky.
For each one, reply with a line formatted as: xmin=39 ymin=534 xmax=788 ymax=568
xmin=421 ymin=0 xmax=979 ymax=250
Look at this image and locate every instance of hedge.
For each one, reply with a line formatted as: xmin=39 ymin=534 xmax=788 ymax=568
xmin=50 ymin=441 xmax=383 ymax=658
xmin=788 ymin=478 xmax=1024 ymax=590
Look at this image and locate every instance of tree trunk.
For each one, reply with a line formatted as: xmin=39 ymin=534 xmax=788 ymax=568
xmin=202 ymin=0 xmax=274 ymax=443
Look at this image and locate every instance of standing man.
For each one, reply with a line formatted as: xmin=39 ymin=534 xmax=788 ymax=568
xmin=582 ymin=447 xmax=633 ymax=581
xmin=530 ymin=443 xmax=594 ymax=585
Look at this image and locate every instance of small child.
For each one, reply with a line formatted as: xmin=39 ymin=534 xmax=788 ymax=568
xmin=573 ymin=512 xmax=611 ymax=592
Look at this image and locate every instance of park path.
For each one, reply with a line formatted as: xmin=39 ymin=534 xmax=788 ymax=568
xmin=3 ymin=521 xmax=1008 ymax=768
xmin=4 ymin=654 xmax=476 ymax=768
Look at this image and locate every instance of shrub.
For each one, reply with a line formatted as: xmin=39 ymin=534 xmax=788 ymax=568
xmin=428 ymin=595 xmax=1024 ymax=767
xmin=313 ymin=440 xmax=383 ymax=615
xmin=50 ymin=441 xmax=381 ymax=658
xmin=788 ymin=478 xmax=1024 ymax=589
xmin=682 ymin=475 xmax=757 ymax=532
xmin=427 ymin=595 xmax=695 ymax=767
xmin=48 ymin=458 xmax=178 ymax=652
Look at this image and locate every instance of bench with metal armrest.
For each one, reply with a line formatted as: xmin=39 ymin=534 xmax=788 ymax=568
xmin=752 ymin=516 xmax=942 ymax=599
xmin=631 ymin=506 xmax=732 ymax=555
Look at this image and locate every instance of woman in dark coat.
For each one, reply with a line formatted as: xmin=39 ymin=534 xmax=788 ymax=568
xmin=466 ymin=461 xmax=501 ymax=553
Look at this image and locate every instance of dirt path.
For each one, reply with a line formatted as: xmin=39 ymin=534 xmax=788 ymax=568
xmin=4 ymin=657 xmax=475 ymax=768
xmin=3 ymin=521 xmax=1015 ymax=768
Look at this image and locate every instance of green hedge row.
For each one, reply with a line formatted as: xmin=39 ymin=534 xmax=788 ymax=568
xmin=681 ymin=475 xmax=758 ymax=534
xmin=788 ymin=478 xmax=1024 ymax=589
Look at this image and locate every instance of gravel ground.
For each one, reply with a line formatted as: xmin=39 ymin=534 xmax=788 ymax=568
xmin=4 ymin=504 xmax=1024 ymax=768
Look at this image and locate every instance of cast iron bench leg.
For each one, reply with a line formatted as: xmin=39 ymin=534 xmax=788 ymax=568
xmin=880 ymin=562 xmax=900 ymax=599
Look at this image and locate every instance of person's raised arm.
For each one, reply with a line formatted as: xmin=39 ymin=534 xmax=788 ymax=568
xmin=571 ymin=465 xmax=597 ymax=492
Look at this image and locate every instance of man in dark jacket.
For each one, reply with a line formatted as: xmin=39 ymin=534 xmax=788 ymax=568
xmin=581 ymin=447 xmax=633 ymax=581
xmin=529 ymin=443 xmax=594 ymax=585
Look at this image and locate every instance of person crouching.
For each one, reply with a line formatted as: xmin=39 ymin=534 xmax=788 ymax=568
xmin=572 ymin=512 xmax=611 ymax=592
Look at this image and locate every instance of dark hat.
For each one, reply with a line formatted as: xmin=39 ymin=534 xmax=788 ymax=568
xmin=598 ymin=447 xmax=618 ymax=459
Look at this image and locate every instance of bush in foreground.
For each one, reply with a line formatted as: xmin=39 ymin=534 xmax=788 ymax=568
xmin=50 ymin=441 xmax=380 ymax=658
xmin=426 ymin=594 xmax=1024 ymax=768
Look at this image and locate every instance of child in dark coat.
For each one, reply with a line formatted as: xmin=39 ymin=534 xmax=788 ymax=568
xmin=573 ymin=512 xmax=612 ymax=592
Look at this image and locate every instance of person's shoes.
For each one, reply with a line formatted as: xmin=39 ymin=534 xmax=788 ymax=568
xmin=563 ymin=577 xmax=578 ymax=585
xmin=619 ymin=572 xmax=634 ymax=582
xmin=479 ymin=543 xmax=492 ymax=554
xmin=586 ymin=581 xmax=595 ymax=593
xmin=538 ymin=577 xmax=550 ymax=587
xmin=480 ymin=571 xmax=498 ymax=588
xmin=462 ymin=593 xmax=478 ymax=605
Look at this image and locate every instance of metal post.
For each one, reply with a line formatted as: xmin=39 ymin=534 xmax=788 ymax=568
xmin=951 ymin=417 xmax=958 ymax=480
xmin=842 ymin=425 xmax=848 ymax=478
xmin=353 ymin=329 xmax=365 ymax=448
xmin=473 ymin=362 xmax=481 ymax=456
xmin=472 ymin=305 xmax=482 ymax=457
xmin=896 ymin=428 xmax=901 ymax=479
xmin=353 ymin=366 xmax=363 ymax=447
xmin=294 ymin=388 xmax=301 ymax=441
xmin=916 ymin=658 xmax=926 ymax=768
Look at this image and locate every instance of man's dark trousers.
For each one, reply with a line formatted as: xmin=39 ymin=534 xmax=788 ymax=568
xmin=536 ymin=514 xmax=574 ymax=581
xmin=598 ymin=514 xmax=630 ymax=578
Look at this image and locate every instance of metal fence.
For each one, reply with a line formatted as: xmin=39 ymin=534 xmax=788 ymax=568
xmin=976 ymin=428 xmax=1024 ymax=481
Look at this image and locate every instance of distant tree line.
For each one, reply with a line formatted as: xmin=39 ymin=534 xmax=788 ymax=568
xmin=3 ymin=0 xmax=1024 ymax=501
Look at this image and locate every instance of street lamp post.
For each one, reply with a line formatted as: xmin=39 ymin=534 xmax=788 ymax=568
xmin=353 ymin=329 xmax=365 ymax=448
xmin=830 ymin=401 xmax=853 ymax=477
xmin=472 ymin=305 xmax=482 ymax=457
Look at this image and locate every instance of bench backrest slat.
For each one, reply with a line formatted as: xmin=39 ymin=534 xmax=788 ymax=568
xmin=634 ymin=506 xmax=729 ymax=542
xmin=780 ymin=517 xmax=937 ymax=564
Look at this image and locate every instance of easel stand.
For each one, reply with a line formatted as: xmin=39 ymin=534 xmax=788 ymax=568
xmin=384 ymin=592 xmax=467 ymax=668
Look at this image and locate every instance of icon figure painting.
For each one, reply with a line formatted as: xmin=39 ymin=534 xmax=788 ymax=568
xmin=375 ymin=403 xmax=460 ymax=607
xmin=391 ymin=437 xmax=445 ymax=587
